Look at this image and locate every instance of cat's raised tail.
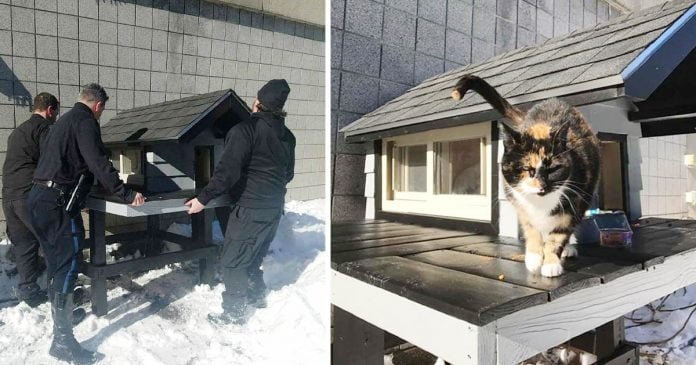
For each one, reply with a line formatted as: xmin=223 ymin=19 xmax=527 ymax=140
xmin=451 ymin=75 xmax=525 ymax=124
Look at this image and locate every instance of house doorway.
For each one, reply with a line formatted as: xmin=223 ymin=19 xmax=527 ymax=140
xmin=597 ymin=133 xmax=629 ymax=213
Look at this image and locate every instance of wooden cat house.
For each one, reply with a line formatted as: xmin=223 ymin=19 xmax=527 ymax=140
xmin=332 ymin=1 xmax=696 ymax=364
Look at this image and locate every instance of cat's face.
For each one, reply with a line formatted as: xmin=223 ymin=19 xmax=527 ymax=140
xmin=501 ymin=123 xmax=572 ymax=196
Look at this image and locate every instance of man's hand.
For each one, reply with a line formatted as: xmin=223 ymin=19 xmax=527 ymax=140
xmin=185 ymin=198 xmax=205 ymax=214
xmin=131 ymin=192 xmax=145 ymax=207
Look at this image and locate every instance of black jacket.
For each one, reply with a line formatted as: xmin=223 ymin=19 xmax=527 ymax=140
xmin=197 ymin=112 xmax=295 ymax=208
xmin=2 ymin=114 xmax=52 ymax=200
xmin=34 ymin=102 xmax=135 ymax=204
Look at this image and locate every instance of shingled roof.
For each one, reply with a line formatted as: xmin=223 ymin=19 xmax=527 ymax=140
xmin=341 ymin=0 xmax=696 ymax=142
xmin=101 ymin=89 xmax=250 ymax=145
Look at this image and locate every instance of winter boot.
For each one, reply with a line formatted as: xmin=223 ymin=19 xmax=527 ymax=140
xmin=247 ymin=278 xmax=268 ymax=309
xmin=208 ymin=296 xmax=250 ymax=325
xmin=49 ymin=293 xmax=103 ymax=364
xmin=16 ymin=283 xmax=48 ymax=308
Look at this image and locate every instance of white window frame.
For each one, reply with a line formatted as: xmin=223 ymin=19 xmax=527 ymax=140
xmin=381 ymin=122 xmax=492 ymax=221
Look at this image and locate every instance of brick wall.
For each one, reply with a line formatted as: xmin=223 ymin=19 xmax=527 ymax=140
xmin=331 ymin=0 xmax=623 ymax=221
xmin=0 ymin=0 xmax=325 ymax=235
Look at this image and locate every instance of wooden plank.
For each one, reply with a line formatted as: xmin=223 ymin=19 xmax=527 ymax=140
xmin=408 ymin=250 xmax=601 ymax=301
xmin=84 ymin=246 xmax=218 ymax=278
xmin=331 ymin=224 xmax=427 ymax=238
xmin=331 ymin=222 xmax=407 ymax=235
xmin=88 ymin=210 xmax=108 ymax=316
xmin=577 ymin=245 xmax=664 ymax=268
xmin=452 ymin=242 xmax=643 ymax=283
xmin=332 ymin=307 xmax=384 ymax=365
xmin=332 ymin=231 xmax=474 ymax=253
xmin=332 ymin=235 xmax=496 ymax=265
xmin=332 ymin=227 xmax=444 ymax=243
xmin=629 ymin=225 xmax=696 ymax=258
xmin=339 ymin=256 xmax=548 ymax=325
xmin=332 ymin=220 xmax=389 ymax=228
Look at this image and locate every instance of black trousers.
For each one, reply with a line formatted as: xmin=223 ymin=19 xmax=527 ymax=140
xmin=28 ymin=185 xmax=84 ymax=295
xmin=219 ymin=205 xmax=281 ymax=310
xmin=2 ymin=196 xmax=41 ymax=287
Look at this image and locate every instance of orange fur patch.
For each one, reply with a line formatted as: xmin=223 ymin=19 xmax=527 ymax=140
xmin=527 ymin=123 xmax=551 ymax=140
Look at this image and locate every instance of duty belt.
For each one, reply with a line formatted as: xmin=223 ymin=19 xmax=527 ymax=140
xmin=33 ymin=180 xmax=72 ymax=196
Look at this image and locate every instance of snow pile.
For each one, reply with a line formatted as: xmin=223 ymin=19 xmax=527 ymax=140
xmin=625 ymin=283 xmax=696 ymax=365
xmin=0 ymin=199 xmax=328 ymax=365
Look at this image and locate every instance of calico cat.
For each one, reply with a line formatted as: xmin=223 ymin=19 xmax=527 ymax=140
xmin=451 ymin=75 xmax=600 ymax=277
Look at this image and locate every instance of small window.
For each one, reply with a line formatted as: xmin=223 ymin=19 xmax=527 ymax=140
xmin=121 ymin=149 xmax=141 ymax=175
xmin=393 ymin=144 xmax=427 ymax=192
xmin=434 ymin=139 xmax=483 ymax=195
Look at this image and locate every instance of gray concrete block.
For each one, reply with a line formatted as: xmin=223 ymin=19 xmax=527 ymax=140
xmin=36 ymin=35 xmax=57 ymax=60
xmin=183 ymin=13 xmax=198 ymax=35
xmin=210 ymin=39 xmax=224 ymax=59
xmin=78 ymin=40 xmax=98 ymax=64
xmin=237 ymin=43 xmax=250 ymax=62
xmin=0 ymin=105 xmax=14 ymax=128
xmin=517 ymin=25 xmax=535 ymax=48
xmin=334 ymin=153 xmax=366 ymax=196
xmin=331 ymin=29 xmax=342 ymax=69
xmin=472 ymin=8 xmax=495 ymax=42
xmin=379 ymin=79 xmax=409 ymax=105
xmin=248 ymin=45 xmax=262 ymax=64
xmin=197 ymin=37 xmax=211 ymax=57
xmin=166 ymin=52 xmax=182 ymax=73
xmin=117 ymin=46 xmax=134 ymax=68
xmin=569 ymin=0 xmax=583 ymax=26
xmin=57 ymin=14 xmax=78 ymax=39
xmin=597 ymin=1 xmax=609 ymax=22
xmin=35 ymin=0 xmax=56 ymax=12
xmin=224 ymin=41 xmax=237 ymax=60
xmin=199 ymin=17 xmax=213 ymax=38
xmin=79 ymin=64 xmax=98 ymax=85
xmin=380 ymin=44 xmax=414 ymax=85
xmin=386 ymin=0 xmax=416 ymax=14
xmin=339 ymin=71 xmax=379 ymax=114
xmin=554 ymin=0 xmax=569 ymax=19
xmin=166 ymin=72 xmax=181 ymax=92
xmin=135 ymin=0 xmax=153 ymax=28
xmin=78 ymin=0 xmax=98 ymax=19
xmin=341 ymin=32 xmax=381 ymax=78
xmin=150 ymin=91 xmax=165 ymax=103
xmin=583 ymin=8 xmax=597 ymax=27
xmin=133 ymin=90 xmax=149 ymax=107
xmin=57 ymin=0 xmax=77 ymax=15
xmin=195 ymin=56 xmax=210 ymax=76
xmin=415 ymin=52 xmax=443 ymax=83
xmin=208 ymin=77 xmax=222 ymax=91
xmin=35 ymin=82 xmax=58 ymax=99
xmin=58 ymin=38 xmax=78 ymax=62
xmin=12 ymin=31 xmax=35 ymax=58
xmin=150 ymin=71 xmax=166 ymax=91
xmin=118 ymin=0 xmax=135 ymax=25
xmin=99 ymin=66 xmax=117 ymax=88
xmin=181 ymin=74 xmax=196 ymax=93
xmin=168 ymin=33 xmax=184 ymax=54
xmin=151 ymin=29 xmax=168 ymax=51
xmin=152 ymin=2 xmax=168 ymax=30
xmin=382 ymin=7 xmax=416 ymax=48
xmin=11 ymin=6 xmax=34 ymax=33
xmin=58 ymin=61 xmax=78 ymax=85
xmin=331 ymin=194 xmax=366 ymax=222
xmin=168 ymin=12 xmax=184 ymax=33
xmin=181 ymin=54 xmax=196 ymax=74
xmin=99 ymin=44 xmax=117 ymax=67
xmin=445 ymin=29 xmax=471 ymax=64
xmin=447 ymin=0 xmax=473 ymax=35
xmin=554 ymin=17 xmax=569 ymax=37
xmin=222 ymin=59 xmax=235 ymax=78
xmin=0 ymin=5 xmax=9 ymax=30
xmin=471 ymin=38 xmax=494 ymax=63
xmin=14 ymin=80 xmax=36 ymax=108
xmin=209 ymin=58 xmax=224 ymax=77
xmin=117 ymin=68 xmax=134 ymax=89
xmin=134 ymin=69 xmax=150 ymax=90
xmin=194 ymin=75 xmax=209 ymax=93
xmin=495 ymin=17 xmax=516 ymax=54
xmin=497 ymin=0 xmax=516 ymax=22
xmin=517 ymin=0 xmax=536 ymax=31
xmin=584 ymin=0 xmax=596 ymax=12
xmin=0 ymin=30 xmax=10 ymax=56
xmin=13 ymin=56 xmax=36 ymax=81
xmin=345 ymin=0 xmax=383 ymax=39
xmin=332 ymin=0 xmax=345 ymax=29
xmin=78 ymin=18 xmax=98 ymax=42
xmin=98 ymin=21 xmax=117 ymax=45
xmin=417 ymin=19 xmax=445 ymax=57
xmin=117 ymin=23 xmax=135 ymax=47
xmin=134 ymin=48 xmax=151 ymax=70
xmin=445 ymin=60 xmax=464 ymax=71
xmin=150 ymin=50 xmax=166 ymax=72
xmin=35 ymin=10 xmax=57 ymax=36
xmin=537 ymin=9 xmax=553 ymax=39
xmin=538 ymin=0 xmax=553 ymax=14
xmin=134 ymin=26 xmax=153 ymax=50
xmin=419 ymin=0 xmax=446 ymax=24
xmin=117 ymin=89 xmax=134 ymax=110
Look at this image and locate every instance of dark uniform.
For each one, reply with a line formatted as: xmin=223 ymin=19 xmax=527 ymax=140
xmin=30 ymin=102 xmax=135 ymax=297
xmin=2 ymin=114 xmax=51 ymax=301
xmin=198 ymin=106 xmax=295 ymax=318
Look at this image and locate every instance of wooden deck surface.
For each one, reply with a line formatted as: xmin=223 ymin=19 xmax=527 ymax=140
xmin=331 ymin=218 xmax=696 ymax=326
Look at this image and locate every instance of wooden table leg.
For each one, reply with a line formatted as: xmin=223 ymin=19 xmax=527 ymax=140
xmin=146 ymin=215 xmax=161 ymax=257
xmin=192 ymin=209 xmax=215 ymax=285
xmin=89 ymin=210 xmax=108 ymax=316
xmin=332 ymin=306 xmax=384 ymax=365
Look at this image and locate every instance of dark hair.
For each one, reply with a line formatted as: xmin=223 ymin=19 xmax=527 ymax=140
xmin=80 ymin=83 xmax=109 ymax=104
xmin=257 ymin=102 xmax=287 ymax=118
xmin=33 ymin=92 xmax=59 ymax=112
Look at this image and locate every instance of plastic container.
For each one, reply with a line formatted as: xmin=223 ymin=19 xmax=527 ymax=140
xmin=577 ymin=211 xmax=633 ymax=247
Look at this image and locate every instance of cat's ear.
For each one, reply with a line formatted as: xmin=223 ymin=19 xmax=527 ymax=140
xmin=500 ymin=122 xmax=521 ymax=147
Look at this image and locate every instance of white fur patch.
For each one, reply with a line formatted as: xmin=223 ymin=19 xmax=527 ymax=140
xmin=541 ymin=262 xmax=564 ymax=277
xmin=508 ymin=186 xmax=564 ymax=240
xmin=561 ymin=244 xmax=578 ymax=259
xmin=525 ymin=252 xmax=543 ymax=273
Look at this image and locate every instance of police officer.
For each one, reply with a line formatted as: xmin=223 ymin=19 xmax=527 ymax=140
xmin=2 ymin=93 xmax=59 ymax=307
xmin=186 ymin=79 xmax=295 ymax=325
xmin=29 ymin=84 xmax=145 ymax=363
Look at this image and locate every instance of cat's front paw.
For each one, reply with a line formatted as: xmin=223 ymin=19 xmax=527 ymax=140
xmin=561 ymin=244 xmax=578 ymax=259
xmin=541 ymin=262 xmax=564 ymax=277
xmin=525 ymin=252 xmax=543 ymax=273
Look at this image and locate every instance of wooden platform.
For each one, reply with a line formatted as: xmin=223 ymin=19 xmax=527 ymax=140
xmin=331 ymin=218 xmax=696 ymax=364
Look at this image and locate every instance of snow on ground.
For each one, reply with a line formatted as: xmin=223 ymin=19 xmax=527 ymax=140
xmin=626 ymin=283 xmax=696 ymax=365
xmin=0 ymin=199 xmax=328 ymax=365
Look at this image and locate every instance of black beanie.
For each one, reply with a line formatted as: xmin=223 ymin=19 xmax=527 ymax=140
xmin=257 ymin=79 xmax=290 ymax=111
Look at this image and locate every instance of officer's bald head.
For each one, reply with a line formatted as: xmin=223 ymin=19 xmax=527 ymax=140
xmin=79 ymin=83 xmax=109 ymax=120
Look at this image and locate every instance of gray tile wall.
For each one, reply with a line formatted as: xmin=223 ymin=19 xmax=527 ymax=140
xmin=639 ymin=135 xmax=689 ymax=218
xmin=331 ymin=0 xmax=622 ymax=221
xmin=0 ymin=0 xmax=325 ymax=233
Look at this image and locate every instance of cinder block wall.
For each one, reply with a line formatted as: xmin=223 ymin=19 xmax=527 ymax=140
xmin=0 ymin=0 xmax=325 ymax=235
xmin=331 ymin=0 xmax=623 ymax=221
xmin=639 ymin=135 xmax=689 ymax=219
